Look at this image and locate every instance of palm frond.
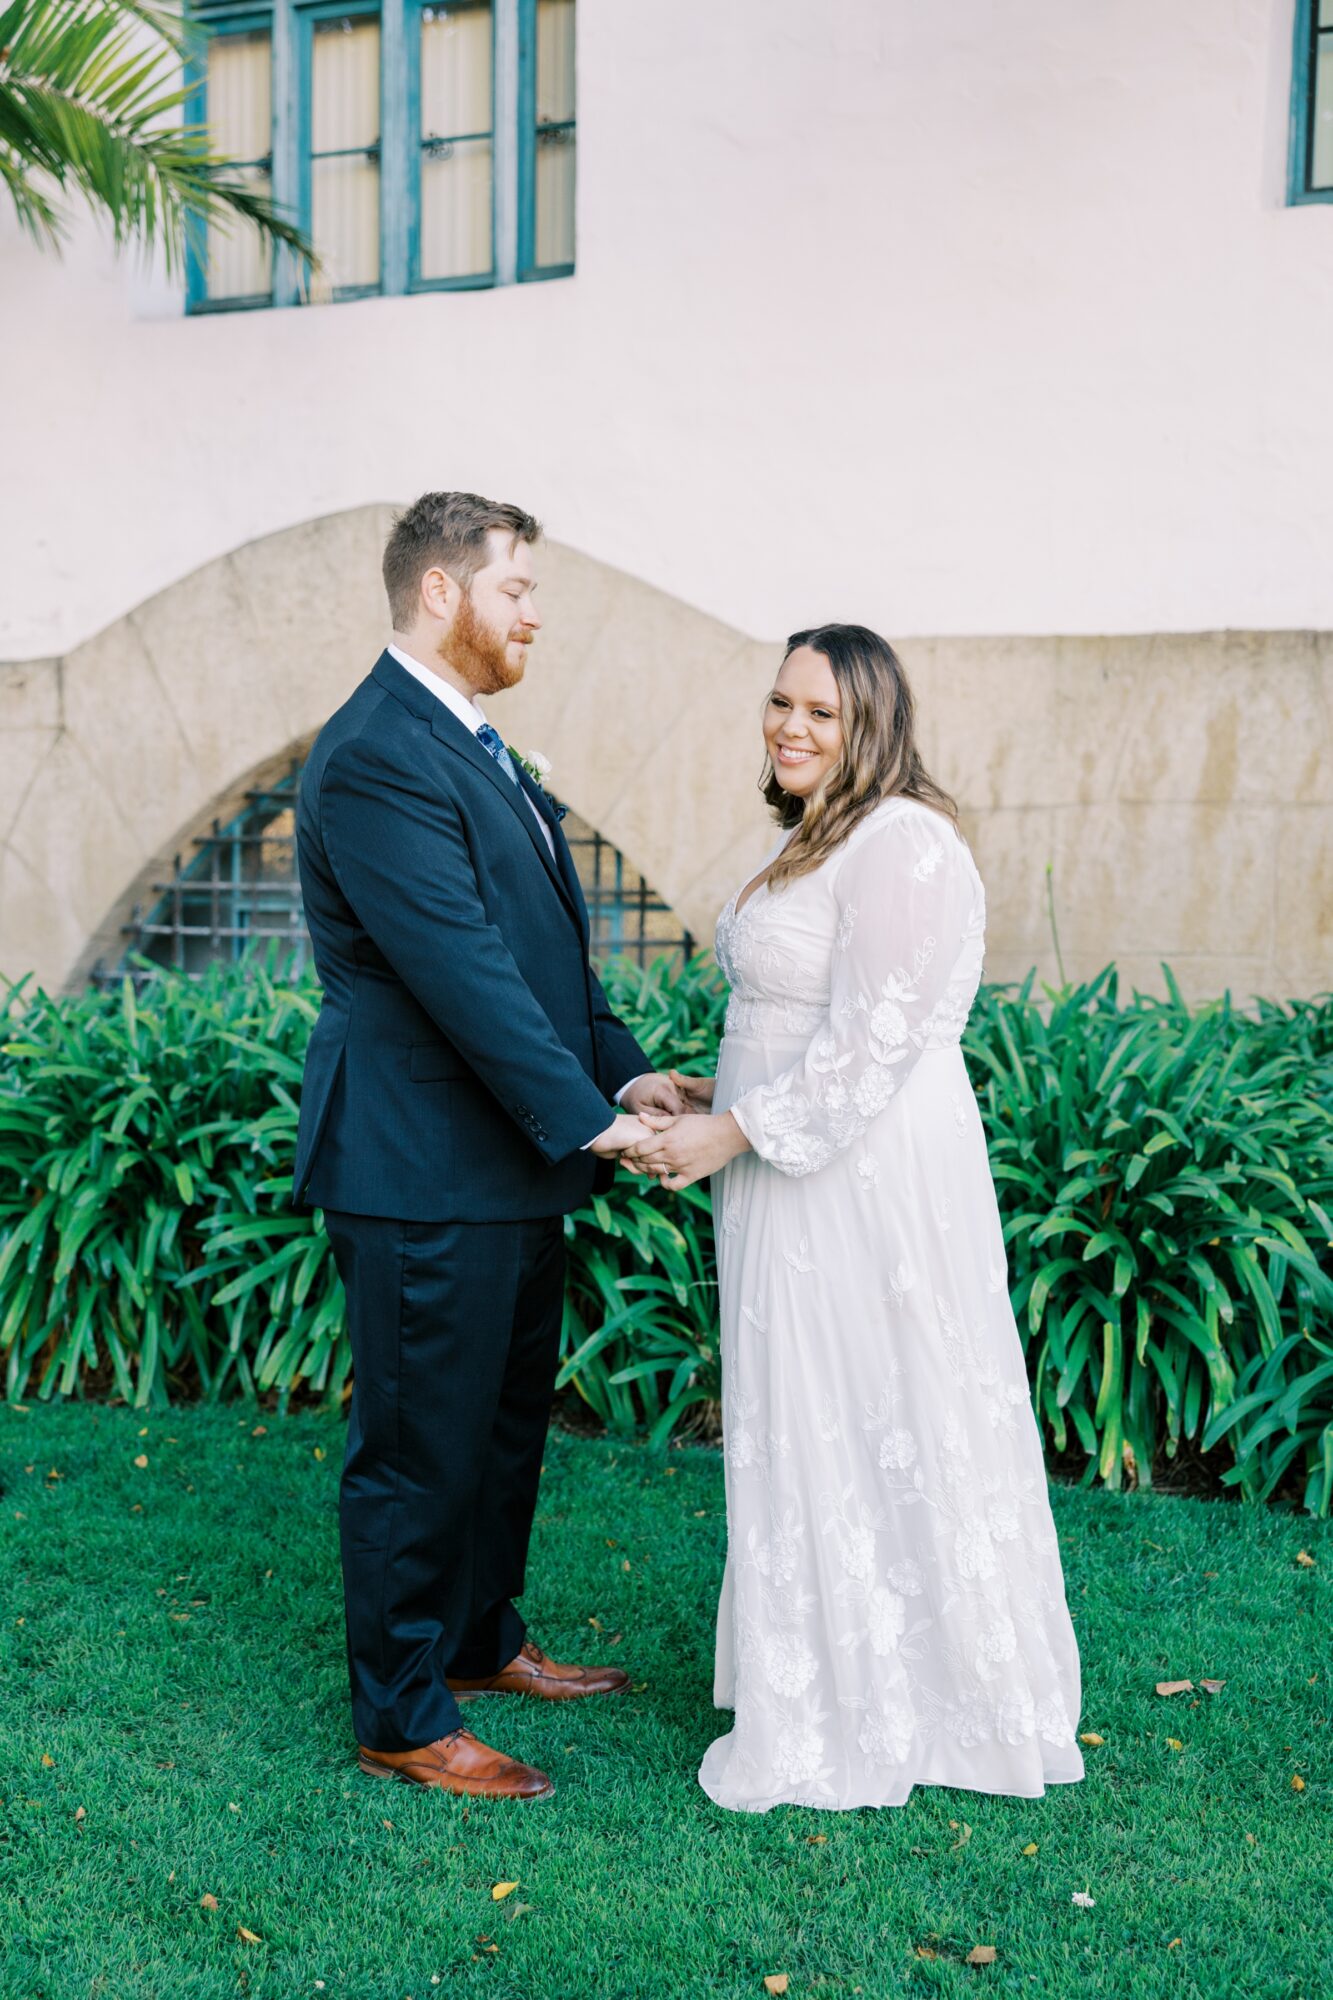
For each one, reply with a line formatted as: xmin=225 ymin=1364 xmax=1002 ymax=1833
xmin=0 ymin=0 xmax=314 ymax=273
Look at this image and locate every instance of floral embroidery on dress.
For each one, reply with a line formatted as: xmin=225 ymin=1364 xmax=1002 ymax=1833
xmin=772 ymin=1718 xmax=828 ymax=1785
xmin=858 ymin=1697 xmax=915 ymax=1765
xmin=912 ymin=838 xmax=944 ymax=881
xmin=885 ymin=1260 xmax=916 ymax=1309
xmin=763 ymin=1630 xmax=819 ymax=1696
xmin=878 ymin=1428 xmax=917 ymax=1471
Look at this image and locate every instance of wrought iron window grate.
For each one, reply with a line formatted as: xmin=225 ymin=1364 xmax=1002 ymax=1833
xmin=99 ymin=761 xmax=693 ymax=981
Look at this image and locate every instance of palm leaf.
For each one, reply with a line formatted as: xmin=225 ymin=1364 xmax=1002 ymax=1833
xmin=0 ymin=0 xmax=314 ymax=272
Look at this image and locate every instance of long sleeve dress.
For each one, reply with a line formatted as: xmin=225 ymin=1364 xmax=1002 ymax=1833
xmin=698 ymin=797 xmax=1085 ymax=1812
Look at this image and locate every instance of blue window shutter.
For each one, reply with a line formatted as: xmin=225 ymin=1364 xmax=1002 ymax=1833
xmin=1290 ymin=0 xmax=1333 ymax=204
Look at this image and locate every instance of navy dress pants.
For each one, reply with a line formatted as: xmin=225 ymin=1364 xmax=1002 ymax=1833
xmin=322 ymin=1210 xmax=565 ymax=1751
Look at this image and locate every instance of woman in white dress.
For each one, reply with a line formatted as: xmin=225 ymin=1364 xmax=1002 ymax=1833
xmin=629 ymin=625 xmax=1085 ymax=1813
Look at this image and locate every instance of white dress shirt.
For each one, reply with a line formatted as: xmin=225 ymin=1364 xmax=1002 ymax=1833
xmin=384 ymin=642 xmax=644 ymax=1125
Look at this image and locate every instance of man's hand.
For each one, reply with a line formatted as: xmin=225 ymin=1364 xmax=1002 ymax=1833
xmin=617 ymin=1073 xmax=686 ymax=1119
xmin=587 ymin=1113 xmax=659 ymax=1159
xmin=624 ymin=1111 xmax=750 ymax=1190
xmin=668 ymin=1069 xmax=715 ymax=1111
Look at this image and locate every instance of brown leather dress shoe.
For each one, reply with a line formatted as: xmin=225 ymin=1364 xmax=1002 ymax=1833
xmin=448 ymin=1637 xmax=631 ymax=1701
xmin=357 ymin=1728 xmax=554 ymax=1799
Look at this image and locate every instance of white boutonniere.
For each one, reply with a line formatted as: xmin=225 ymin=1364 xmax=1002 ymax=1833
xmin=508 ymin=745 xmax=568 ymax=820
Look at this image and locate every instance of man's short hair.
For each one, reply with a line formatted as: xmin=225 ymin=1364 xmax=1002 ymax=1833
xmin=382 ymin=491 xmax=542 ymax=628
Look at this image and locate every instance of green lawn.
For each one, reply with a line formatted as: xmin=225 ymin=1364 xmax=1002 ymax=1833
xmin=1 ymin=1405 xmax=1328 ymax=2000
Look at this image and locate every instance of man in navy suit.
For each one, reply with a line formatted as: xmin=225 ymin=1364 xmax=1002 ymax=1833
xmin=295 ymin=492 xmax=682 ymax=1799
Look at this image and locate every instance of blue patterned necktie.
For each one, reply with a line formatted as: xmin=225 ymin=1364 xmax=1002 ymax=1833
xmin=474 ymin=721 xmax=520 ymax=787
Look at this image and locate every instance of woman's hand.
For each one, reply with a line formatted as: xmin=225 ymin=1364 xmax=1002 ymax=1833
xmin=668 ymin=1068 xmax=716 ymax=1111
xmin=624 ymin=1110 xmax=749 ymax=1191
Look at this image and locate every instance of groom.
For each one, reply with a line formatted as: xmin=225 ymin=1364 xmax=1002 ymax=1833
xmin=294 ymin=491 xmax=680 ymax=1799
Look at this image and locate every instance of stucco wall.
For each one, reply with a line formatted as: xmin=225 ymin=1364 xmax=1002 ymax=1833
xmin=3 ymin=1 xmax=1332 ymax=664
xmin=2 ymin=510 xmax=1327 ymax=1002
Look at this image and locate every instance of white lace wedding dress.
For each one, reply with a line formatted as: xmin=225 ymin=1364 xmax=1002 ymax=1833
xmin=698 ymin=798 xmax=1085 ymax=1812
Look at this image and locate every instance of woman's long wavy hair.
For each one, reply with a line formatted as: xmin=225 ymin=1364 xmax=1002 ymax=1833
xmin=763 ymin=624 xmax=958 ymax=893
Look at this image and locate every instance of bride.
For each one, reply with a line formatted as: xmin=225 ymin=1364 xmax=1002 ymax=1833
xmin=629 ymin=624 xmax=1085 ymax=1813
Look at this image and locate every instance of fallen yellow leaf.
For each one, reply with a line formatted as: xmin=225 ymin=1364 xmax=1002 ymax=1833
xmin=1155 ymin=1680 xmax=1193 ymax=1696
xmin=313 ymin=1447 xmax=326 ymax=1461
xmin=491 ymin=1882 xmax=520 ymax=1902
xmin=915 ymin=1947 xmax=938 ymax=1960
xmin=237 ymin=1926 xmax=262 ymax=1944
xmin=137 ymin=1427 xmax=148 ymax=1437
xmin=1166 ymin=1737 xmax=1183 ymax=1752
xmin=1291 ymin=1775 xmax=1305 ymax=1792
xmin=1167 ymin=1938 xmax=1182 ymax=1950
xmin=967 ymin=1945 xmax=997 ymax=1965
xmin=1022 ymin=1842 xmax=1039 ymax=1856
xmin=40 ymin=1754 xmax=54 ymax=1768
xmin=1079 ymin=1732 xmax=1104 ymax=1747
xmin=133 ymin=1455 xmax=148 ymax=1470
xmin=200 ymin=1893 xmax=219 ymax=1910
xmin=1199 ymin=1678 xmax=1226 ymax=1695
xmin=74 ymin=1806 xmax=86 ymax=1822
xmin=1295 ymin=1550 xmax=1316 ymax=1568
xmin=951 ymin=1821 xmax=973 ymax=1850
xmin=763 ymin=1978 xmax=790 ymax=1996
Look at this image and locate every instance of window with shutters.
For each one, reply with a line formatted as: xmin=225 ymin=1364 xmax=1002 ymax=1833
xmin=186 ymin=0 xmax=575 ymax=310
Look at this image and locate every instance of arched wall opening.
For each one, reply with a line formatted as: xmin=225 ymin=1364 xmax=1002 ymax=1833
xmin=0 ymin=507 xmax=1328 ymax=1003
xmin=0 ymin=507 xmax=778 ymax=996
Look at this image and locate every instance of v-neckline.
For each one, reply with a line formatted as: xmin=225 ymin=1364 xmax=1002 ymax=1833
xmin=734 ymin=825 xmax=803 ymax=918
xmin=732 ymin=868 xmax=773 ymax=919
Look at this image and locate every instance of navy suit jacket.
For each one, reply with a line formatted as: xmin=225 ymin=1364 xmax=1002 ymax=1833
xmin=293 ymin=652 xmax=650 ymax=1221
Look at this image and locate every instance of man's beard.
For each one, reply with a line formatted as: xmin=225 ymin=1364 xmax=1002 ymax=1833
xmin=440 ymin=590 xmax=529 ymax=695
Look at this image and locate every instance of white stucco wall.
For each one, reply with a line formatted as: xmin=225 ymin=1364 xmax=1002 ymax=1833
xmin=3 ymin=0 xmax=1331 ymax=662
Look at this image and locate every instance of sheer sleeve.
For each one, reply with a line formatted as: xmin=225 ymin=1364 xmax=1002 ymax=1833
xmin=729 ymin=806 xmax=981 ymax=1177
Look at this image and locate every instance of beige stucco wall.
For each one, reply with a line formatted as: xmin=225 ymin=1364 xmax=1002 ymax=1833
xmin=1 ymin=507 xmax=1329 ymax=1003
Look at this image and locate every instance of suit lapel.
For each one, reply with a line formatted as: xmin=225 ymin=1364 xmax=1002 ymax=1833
xmin=370 ymin=653 xmax=582 ymax=928
xmin=517 ymin=767 xmax=591 ymax=943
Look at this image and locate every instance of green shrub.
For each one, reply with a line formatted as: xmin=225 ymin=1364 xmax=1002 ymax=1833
xmin=557 ymin=953 xmax=726 ymax=1444
xmin=0 ymin=959 xmax=339 ymax=1405
xmin=966 ymin=969 xmax=1333 ymax=1514
xmin=1 ymin=955 xmax=1330 ymax=1511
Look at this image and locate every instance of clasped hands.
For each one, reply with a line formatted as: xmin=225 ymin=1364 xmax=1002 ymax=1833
xmin=587 ymin=1070 xmax=749 ymax=1190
